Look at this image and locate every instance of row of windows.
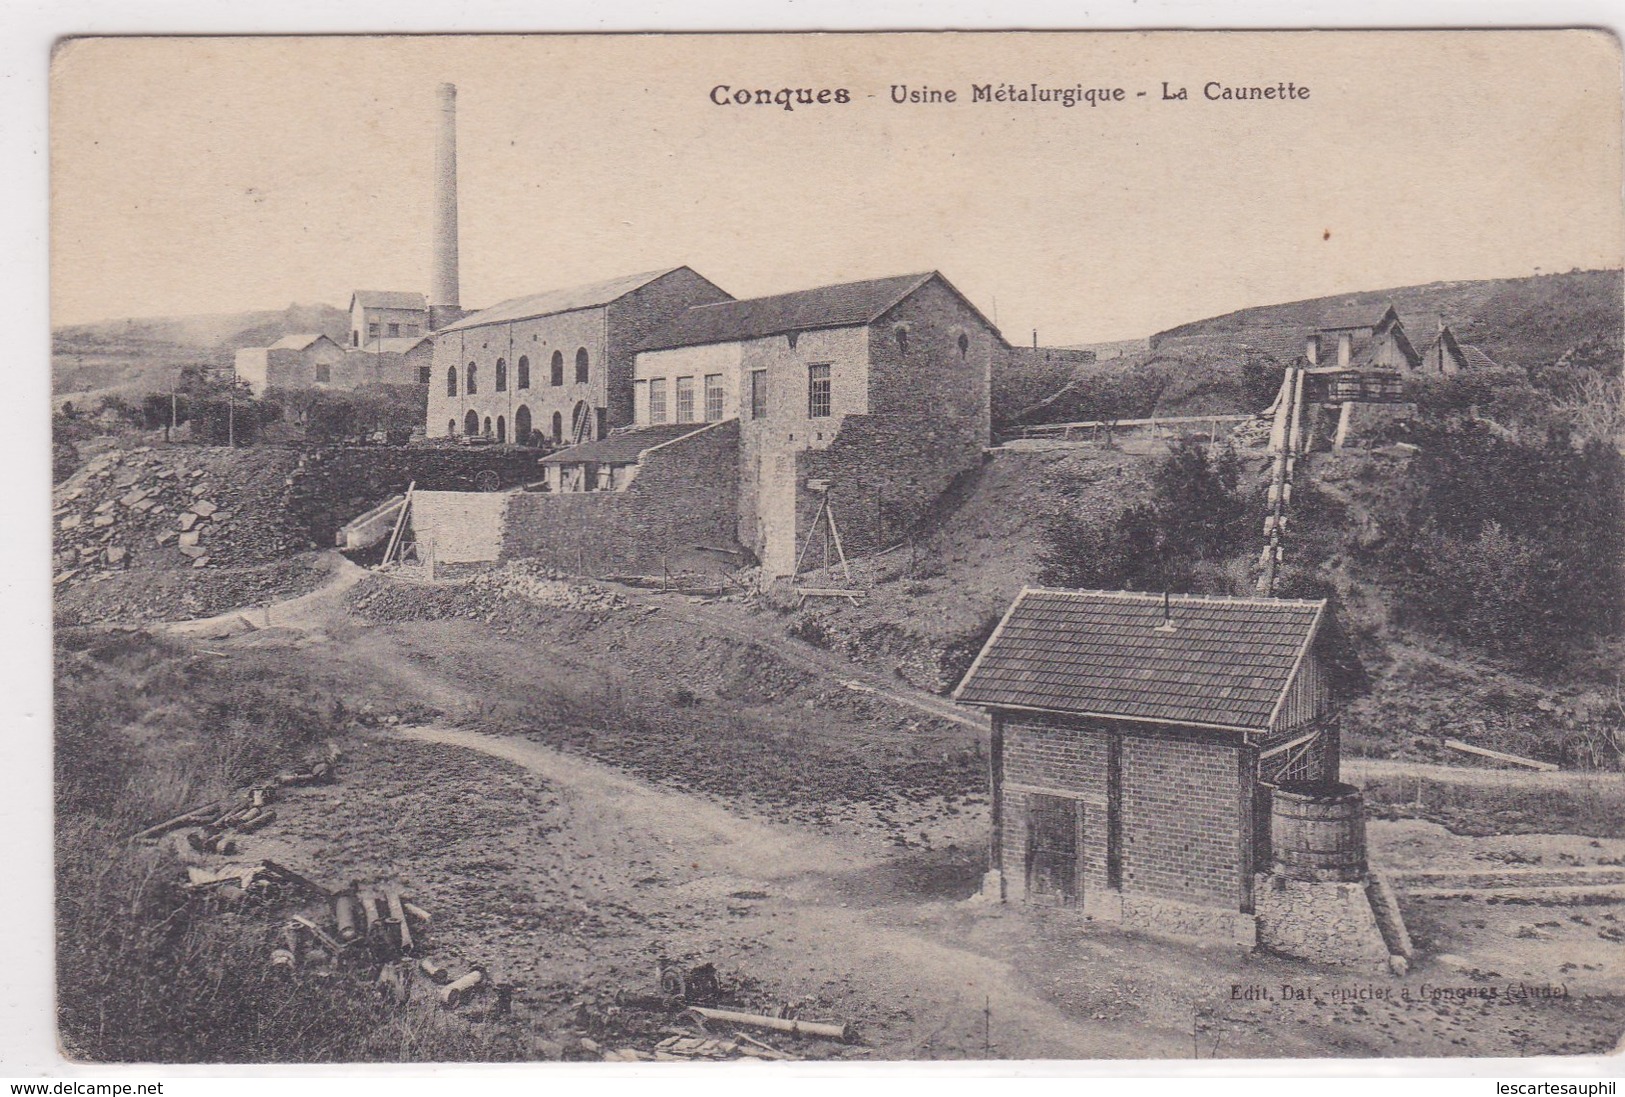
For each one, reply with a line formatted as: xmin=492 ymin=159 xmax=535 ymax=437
xmin=643 ymin=365 xmax=832 ymax=424
xmin=352 ymin=321 xmax=422 ymax=346
xmin=446 ymin=406 xmax=563 ymax=444
xmin=445 ymin=348 xmax=590 ymax=397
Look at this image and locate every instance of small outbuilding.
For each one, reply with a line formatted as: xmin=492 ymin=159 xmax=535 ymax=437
xmin=955 ymin=589 xmax=1348 ymax=945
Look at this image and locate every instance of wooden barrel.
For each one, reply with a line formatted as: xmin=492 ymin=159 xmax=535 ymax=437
xmin=1271 ymin=781 xmax=1366 ymax=882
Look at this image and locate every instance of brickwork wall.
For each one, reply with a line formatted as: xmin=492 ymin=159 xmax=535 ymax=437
xmin=1119 ymin=731 xmax=1246 ymax=910
xmin=499 ymin=419 xmax=741 ymax=574
xmin=999 ymin=717 xmax=1112 ymax=903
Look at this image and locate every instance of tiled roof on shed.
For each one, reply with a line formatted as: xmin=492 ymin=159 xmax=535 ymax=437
xmin=539 ymin=421 xmax=721 ymax=465
xmin=953 ymin=589 xmax=1326 ymax=732
xmin=639 ymin=272 xmax=938 ymax=352
xmin=352 ymin=290 xmax=427 ymax=311
xmin=438 ymin=269 xmax=691 ymax=334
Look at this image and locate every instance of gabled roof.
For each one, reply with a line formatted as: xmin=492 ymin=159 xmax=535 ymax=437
xmin=438 ymin=269 xmax=699 ymax=334
xmin=539 ymin=420 xmax=722 ymax=465
xmin=639 ymin=271 xmax=996 ymax=352
xmin=358 ymin=335 xmax=432 ymax=354
xmin=351 ymin=290 xmax=427 ymax=311
xmin=1461 ymin=345 xmax=1502 ymax=371
xmin=953 ymin=588 xmax=1328 ymax=733
xmin=1317 ymin=302 xmax=1398 ymax=333
xmin=268 ymin=332 xmax=341 ymax=352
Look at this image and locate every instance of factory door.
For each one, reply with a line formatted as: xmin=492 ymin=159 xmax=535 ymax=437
xmin=1025 ymin=794 xmax=1084 ymax=906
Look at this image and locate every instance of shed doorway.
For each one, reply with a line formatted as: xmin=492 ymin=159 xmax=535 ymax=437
xmin=1025 ymin=794 xmax=1084 ymax=906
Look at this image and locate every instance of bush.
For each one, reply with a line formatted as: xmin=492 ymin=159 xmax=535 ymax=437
xmin=1378 ymin=426 xmax=1624 ymax=672
xmin=1038 ymin=438 xmax=1251 ymax=592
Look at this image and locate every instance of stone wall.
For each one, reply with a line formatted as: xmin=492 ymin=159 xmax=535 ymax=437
xmin=284 ymin=445 xmax=544 ymax=546
xmin=1121 ymin=892 xmax=1258 ymax=947
xmin=411 ymin=490 xmax=510 ymax=563
xmin=1253 ymin=873 xmax=1393 ymax=969
xmin=793 ymin=276 xmax=995 ymax=568
xmin=499 ymin=419 xmax=742 ymax=574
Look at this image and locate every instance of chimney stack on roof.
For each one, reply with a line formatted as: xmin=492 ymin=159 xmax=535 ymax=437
xmin=429 ymin=82 xmax=463 ymax=331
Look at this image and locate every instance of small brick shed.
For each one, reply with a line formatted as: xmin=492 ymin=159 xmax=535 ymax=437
xmin=954 ymin=589 xmax=1346 ymax=943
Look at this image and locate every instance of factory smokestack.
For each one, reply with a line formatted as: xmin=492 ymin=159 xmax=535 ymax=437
xmin=429 ymin=82 xmax=462 ymax=330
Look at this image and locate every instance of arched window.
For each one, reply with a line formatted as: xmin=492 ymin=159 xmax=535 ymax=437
xmin=895 ymin=327 xmax=909 ymax=355
xmin=551 ymin=411 xmax=563 ymax=443
xmin=464 ymin=410 xmax=479 ymax=436
xmin=446 ymin=366 xmax=458 ymax=397
xmin=495 ymin=358 xmax=507 ymax=392
xmin=550 ymin=351 xmax=564 ymax=386
xmin=517 ymin=356 xmax=530 ymax=389
xmin=515 ymin=405 xmax=532 ymax=445
xmin=466 ymin=362 xmax=478 ymax=395
xmin=484 ymin=416 xmax=493 ymax=437
xmin=496 ymin=415 xmax=506 ymax=443
xmin=575 ymin=347 xmax=589 ymax=384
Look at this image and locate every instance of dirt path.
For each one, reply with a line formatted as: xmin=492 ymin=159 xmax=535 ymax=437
xmin=395 ymin=724 xmax=1185 ymax=1060
xmin=164 ymin=550 xmax=368 ymax=636
xmin=619 ymin=587 xmax=989 ymax=733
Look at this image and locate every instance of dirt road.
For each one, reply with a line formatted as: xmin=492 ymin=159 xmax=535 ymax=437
xmin=397 ymin=724 xmax=1177 ymax=1059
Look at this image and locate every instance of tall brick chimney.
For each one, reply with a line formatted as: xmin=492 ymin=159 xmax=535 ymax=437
xmin=429 ymin=82 xmax=463 ymax=331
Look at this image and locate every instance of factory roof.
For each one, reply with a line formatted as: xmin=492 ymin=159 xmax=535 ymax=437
xmin=539 ymin=421 xmax=721 ymax=465
xmin=267 ymin=333 xmax=341 ymax=352
xmin=438 ymin=269 xmax=697 ymax=333
xmin=640 ymin=270 xmax=998 ymax=352
xmin=953 ymin=588 xmax=1329 ymax=733
xmin=357 ymin=335 xmax=433 ymax=354
xmin=350 ymin=290 xmax=427 ymax=311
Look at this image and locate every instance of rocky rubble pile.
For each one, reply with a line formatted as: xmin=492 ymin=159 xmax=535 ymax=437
xmin=349 ymin=563 xmax=630 ymax=625
xmin=52 ymin=446 xmax=310 ymax=591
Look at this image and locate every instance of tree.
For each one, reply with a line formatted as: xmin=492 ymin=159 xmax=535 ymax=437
xmin=1038 ymin=439 xmax=1251 ymax=592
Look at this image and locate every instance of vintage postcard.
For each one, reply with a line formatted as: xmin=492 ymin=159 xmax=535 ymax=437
xmin=45 ymin=29 xmax=1625 ymax=1069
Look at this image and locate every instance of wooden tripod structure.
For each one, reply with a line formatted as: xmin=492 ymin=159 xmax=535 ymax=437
xmin=791 ymin=481 xmax=862 ymax=604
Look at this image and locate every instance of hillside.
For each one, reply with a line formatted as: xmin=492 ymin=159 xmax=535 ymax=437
xmin=1006 ymin=269 xmax=1623 ymax=428
xmin=53 ymin=302 xmax=350 ymax=400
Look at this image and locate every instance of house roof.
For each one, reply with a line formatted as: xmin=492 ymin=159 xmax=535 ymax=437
xmin=1462 ymin=345 xmax=1502 ymax=371
xmin=437 ymin=269 xmax=695 ymax=334
xmin=538 ymin=421 xmax=721 ymax=465
xmin=639 ymin=271 xmax=981 ymax=352
xmin=358 ymin=335 xmax=432 ymax=354
xmin=953 ymin=588 xmax=1328 ymax=732
xmin=1316 ymin=302 xmax=1401 ymax=333
xmin=351 ymin=290 xmax=427 ymax=311
xmin=268 ymin=333 xmax=339 ymax=352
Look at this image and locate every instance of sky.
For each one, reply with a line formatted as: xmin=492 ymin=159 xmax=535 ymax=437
xmin=49 ymin=30 xmax=1624 ymax=343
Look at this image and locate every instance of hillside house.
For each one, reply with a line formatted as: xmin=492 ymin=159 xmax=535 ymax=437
xmin=1303 ymin=303 xmax=1420 ymax=374
xmin=234 ymin=333 xmax=348 ymax=393
xmin=347 ymin=334 xmax=434 ymax=387
xmin=349 ymin=290 xmax=428 ymax=349
xmin=425 ymin=267 xmax=732 ymax=446
xmin=954 ymin=589 xmax=1344 ymax=944
xmin=1415 ymin=321 xmax=1503 ymax=375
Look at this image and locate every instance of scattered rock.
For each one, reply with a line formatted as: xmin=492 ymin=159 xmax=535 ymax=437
xmin=192 ymin=500 xmax=219 ymax=517
xmin=92 ymin=514 xmax=115 ymax=528
xmin=178 ymin=530 xmax=202 ymax=548
xmin=178 ymin=512 xmax=200 ymax=532
xmin=192 ymin=555 xmax=211 ymax=568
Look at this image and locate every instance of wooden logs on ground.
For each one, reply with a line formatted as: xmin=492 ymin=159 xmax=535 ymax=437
xmin=688 ymin=1005 xmax=855 ymax=1043
xmin=440 ymin=968 xmax=485 ymax=1009
xmin=333 ymin=892 xmax=359 ymax=942
xmin=385 ymin=889 xmax=414 ymax=952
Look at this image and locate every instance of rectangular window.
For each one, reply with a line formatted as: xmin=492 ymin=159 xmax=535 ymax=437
xmin=648 ymin=379 xmax=668 ymax=424
xmin=387 ymin=322 xmax=400 ymax=337
xmin=749 ymin=369 xmax=768 ymax=420
xmin=315 ymin=362 xmax=331 ymax=384
xmin=368 ymin=322 xmax=380 ymax=338
xmin=807 ymin=363 xmax=831 ymax=418
xmin=675 ymin=377 xmax=695 ymax=423
xmin=704 ymin=374 xmax=724 ymax=422
xmin=405 ymin=323 xmax=419 ymax=335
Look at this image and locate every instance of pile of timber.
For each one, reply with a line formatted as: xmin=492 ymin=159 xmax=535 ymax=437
xmin=131 ymin=739 xmax=345 ymax=849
